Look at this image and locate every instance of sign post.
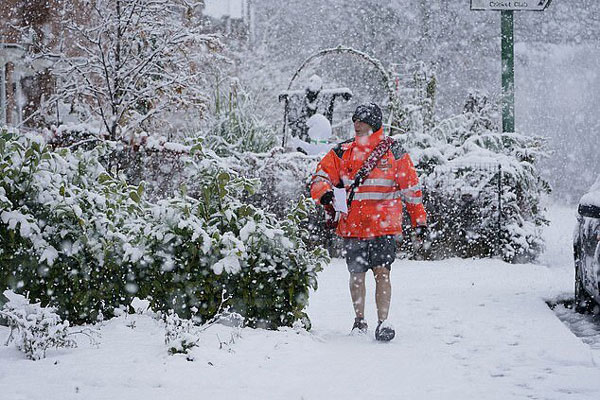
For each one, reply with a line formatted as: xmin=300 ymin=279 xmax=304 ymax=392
xmin=470 ymin=0 xmax=551 ymax=132
xmin=501 ymin=10 xmax=514 ymax=133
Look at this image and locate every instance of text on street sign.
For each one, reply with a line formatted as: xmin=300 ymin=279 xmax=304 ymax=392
xmin=470 ymin=0 xmax=551 ymax=11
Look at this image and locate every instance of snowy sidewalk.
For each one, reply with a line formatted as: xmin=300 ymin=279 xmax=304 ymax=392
xmin=2 ymin=257 xmax=600 ymax=400
xmin=308 ymin=258 xmax=600 ymax=400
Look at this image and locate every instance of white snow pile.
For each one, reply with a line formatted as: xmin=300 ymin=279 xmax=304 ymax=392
xmin=289 ymin=113 xmax=334 ymax=155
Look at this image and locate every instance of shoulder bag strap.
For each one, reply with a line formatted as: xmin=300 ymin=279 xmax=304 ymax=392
xmin=346 ymin=136 xmax=395 ymax=207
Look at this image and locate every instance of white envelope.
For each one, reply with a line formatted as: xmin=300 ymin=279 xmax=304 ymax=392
xmin=333 ymin=187 xmax=348 ymax=214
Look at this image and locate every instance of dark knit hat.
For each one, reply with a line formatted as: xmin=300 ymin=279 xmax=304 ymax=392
xmin=352 ymin=103 xmax=382 ymax=131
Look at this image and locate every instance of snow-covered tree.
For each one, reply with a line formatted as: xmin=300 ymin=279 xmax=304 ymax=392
xmin=43 ymin=0 xmax=222 ymax=141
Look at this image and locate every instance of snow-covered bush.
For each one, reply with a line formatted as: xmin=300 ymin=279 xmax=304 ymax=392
xmin=1 ymin=290 xmax=76 ymax=360
xmin=235 ymin=148 xmax=344 ymax=255
xmin=237 ymin=148 xmax=317 ymax=216
xmin=203 ymin=78 xmax=278 ymax=156
xmin=0 ymin=129 xmax=140 ymax=322
xmin=393 ymin=61 xmax=437 ymax=135
xmin=119 ymin=134 xmax=333 ymax=255
xmin=162 ymin=297 xmax=244 ymax=356
xmin=137 ymin=166 xmax=328 ymax=328
xmin=399 ymin=91 xmax=551 ymax=262
xmin=0 ymin=129 xmax=328 ymax=328
xmin=163 ymin=310 xmax=199 ymax=355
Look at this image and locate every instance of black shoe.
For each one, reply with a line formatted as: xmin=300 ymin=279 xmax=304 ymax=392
xmin=375 ymin=320 xmax=395 ymax=341
xmin=351 ymin=317 xmax=368 ymax=334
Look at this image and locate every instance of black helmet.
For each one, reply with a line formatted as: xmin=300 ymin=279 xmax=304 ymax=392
xmin=352 ymin=103 xmax=382 ymax=131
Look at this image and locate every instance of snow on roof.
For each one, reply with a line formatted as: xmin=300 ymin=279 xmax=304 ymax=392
xmin=580 ymin=175 xmax=600 ymax=208
xmin=580 ymin=191 xmax=600 ymax=208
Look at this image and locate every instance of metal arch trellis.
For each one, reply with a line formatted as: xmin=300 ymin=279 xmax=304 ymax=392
xmin=281 ymin=46 xmax=401 ymax=147
xmin=286 ymin=45 xmax=396 ymax=104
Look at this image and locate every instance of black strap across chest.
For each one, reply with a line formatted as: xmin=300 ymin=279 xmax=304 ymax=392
xmin=346 ymin=136 xmax=395 ymax=207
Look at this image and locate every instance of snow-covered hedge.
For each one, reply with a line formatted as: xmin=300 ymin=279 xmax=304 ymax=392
xmin=234 ymin=148 xmax=344 ymax=254
xmin=119 ymin=138 xmax=338 ymax=256
xmin=399 ymin=92 xmax=551 ymax=262
xmin=0 ymin=130 xmax=328 ymax=328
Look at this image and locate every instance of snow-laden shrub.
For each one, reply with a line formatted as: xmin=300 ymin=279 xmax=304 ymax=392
xmin=162 ymin=298 xmax=244 ymax=356
xmin=234 ymin=148 xmax=344 ymax=255
xmin=1 ymin=290 xmax=76 ymax=360
xmin=235 ymin=148 xmax=317 ymax=217
xmin=393 ymin=61 xmax=437 ymax=135
xmin=203 ymin=78 xmax=278 ymax=156
xmin=120 ymin=138 xmax=335 ymax=256
xmin=0 ymin=130 xmax=141 ymax=322
xmin=399 ymin=91 xmax=551 ymax=262
xmin=136 ymin=171 xmax=328 ymax=328
xmin=0 ymin=129 xmax=328 ymax=328
xmin=163 ymin=310 xmax=199 ymax=355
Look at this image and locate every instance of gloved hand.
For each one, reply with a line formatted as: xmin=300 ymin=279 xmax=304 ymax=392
xmin=320 ymin=191 xmax=334 ymax=206
xmin=393 ymin=234 xmax=404 ymax=248
xmin=412 ymin=226 xmax=430 ymax=260
xmin=414 ymin=226 xmax=428 ymax=242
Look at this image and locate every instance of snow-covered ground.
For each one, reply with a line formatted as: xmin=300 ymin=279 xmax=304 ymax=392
xmin=2 ymin=204 xmax=600 ymax=400
xmin=539 ymin=203 xmax=579 ymax=270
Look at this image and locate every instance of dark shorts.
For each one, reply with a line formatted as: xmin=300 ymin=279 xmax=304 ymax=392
xmin=343 ymin=235 xmax=397 ymax=273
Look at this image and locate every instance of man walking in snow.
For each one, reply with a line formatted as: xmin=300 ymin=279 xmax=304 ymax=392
xmin=310 ymin=103 xmax=428 ymax=341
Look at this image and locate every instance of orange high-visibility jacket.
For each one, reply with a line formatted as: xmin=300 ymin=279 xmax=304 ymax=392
xmin=310 ymin=128 xmax=427 ymax=238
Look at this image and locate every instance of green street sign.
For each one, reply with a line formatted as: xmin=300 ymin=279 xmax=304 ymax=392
xmin=471 ymin=0 xmax=551 ymax=11
xmin=501 ymin=11 xmax=515 ymax=133
xmin=471 ymin=1 xmax=551 ymax=132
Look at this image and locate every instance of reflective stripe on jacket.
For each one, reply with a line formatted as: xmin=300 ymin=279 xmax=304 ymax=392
xmin=310 ymin=128 xmax=427 ymax=238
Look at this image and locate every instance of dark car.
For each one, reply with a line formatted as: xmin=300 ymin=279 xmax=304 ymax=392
xmin=574 ymin=176 xmax=600 ymax=313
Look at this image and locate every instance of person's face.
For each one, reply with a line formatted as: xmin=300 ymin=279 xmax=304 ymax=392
xmin=354 ymin=120 xmax=372 ymax=137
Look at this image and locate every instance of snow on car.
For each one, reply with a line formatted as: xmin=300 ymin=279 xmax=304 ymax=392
xmin=574 ymin=175 xmax=600 ymax=313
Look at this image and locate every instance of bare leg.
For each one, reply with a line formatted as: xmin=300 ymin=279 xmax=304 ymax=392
xmin=373 ymin=266 xmax=391 ymax=322
xmin=349 ymin=272 xmax=366 ymax=319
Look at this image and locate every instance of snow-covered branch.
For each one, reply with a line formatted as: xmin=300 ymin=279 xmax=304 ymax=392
xmin=42 ymin=0 xmax=224 ymax=140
